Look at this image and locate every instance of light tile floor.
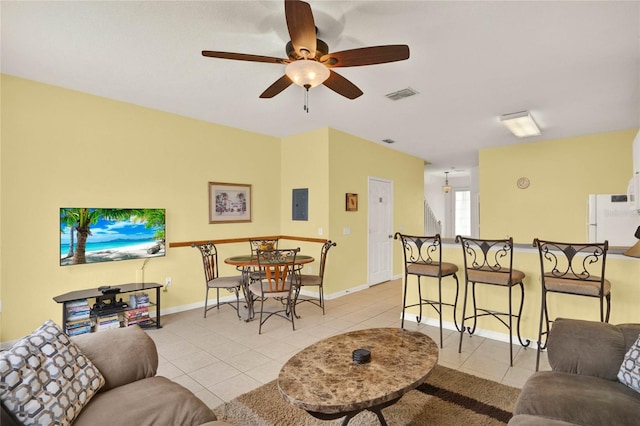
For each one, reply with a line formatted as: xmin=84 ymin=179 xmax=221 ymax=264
xmin=146 ymin=279 xmax=547 ymax=411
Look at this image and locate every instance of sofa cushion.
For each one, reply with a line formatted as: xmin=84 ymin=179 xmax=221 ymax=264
xmin=514 ymin=371 xmax=640 ymax=426
xmin=547 ymin=318 xmax=627 ymax=380
xmin=73 ymin=376 xmax=217 ymax=426
xmin=72 ymin=325 xmax=157 ymax=391
xmin=618 ymin=333 xmax=640 ymax=393
xmin=0 ymin=320 xmax=105 ymax=425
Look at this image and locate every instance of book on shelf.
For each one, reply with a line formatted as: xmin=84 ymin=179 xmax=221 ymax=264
xmin=68 ymin=325 xmax=92 ymax=336
xmin=66 ymin=317 xmax=92 ymax=336
xmin=67 ymin=311 xmax=91 ymax=322
xmin=66 ymin=299 xmax=90 ymax=308
xmin=129 ymin=292 xmax=150 ymax=309
xmin=94 ymin=312 xmax=121 ymax=331
xmin=66 ymin=298 xmax=91 ymax=321
xmin=125 ymin=317 xmax=153 ymax=327
xmin=125 ymin=307 xmax=149 ymax=316
xmin=96 ymin=321 xmax=121 ymax=332
xmin=124 ymin=306 xmax=150 ymax=326
xmin=67 ymin=318 xmax=92 ymax=329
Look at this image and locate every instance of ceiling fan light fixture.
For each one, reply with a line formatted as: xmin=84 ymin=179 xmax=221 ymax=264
xmin=500 ymin=111 xmax=541 ymax=138
xmin=285 ymin=59 xmax=330 ymax=89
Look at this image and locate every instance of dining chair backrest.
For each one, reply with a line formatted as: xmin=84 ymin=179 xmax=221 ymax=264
xmin=256 ymin=248 xmax=299 ymax=292
xmin=193 ymin=242 xmax=219 ymax=282
xmin=318 ymin=241 xmax=337 ymax=278
xmin=250 ymin=238 xmax=279 ymax=256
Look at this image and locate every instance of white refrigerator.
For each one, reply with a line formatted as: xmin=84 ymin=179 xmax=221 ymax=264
xmin=587 ymin=194 xmax=640 ymax=247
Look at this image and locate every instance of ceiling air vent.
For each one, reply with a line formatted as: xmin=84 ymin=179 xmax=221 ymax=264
xmin=385 ymin=87 xmax=418 ymax=101
xmin=382 ymin=139 xmax=396 ymax=144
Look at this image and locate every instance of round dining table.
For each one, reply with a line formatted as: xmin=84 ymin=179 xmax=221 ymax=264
xmin=224 ymin=254 xmax=315 ymax=321
xmin=224 ymin=254 xmax=314 ymax=268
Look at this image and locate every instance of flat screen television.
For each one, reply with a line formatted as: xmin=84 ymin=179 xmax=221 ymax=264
xmin=60 ymin=208 xmax=166 ymax=266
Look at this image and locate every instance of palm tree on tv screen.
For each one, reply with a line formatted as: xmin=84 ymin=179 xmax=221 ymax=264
xmin=60 ymin=209 xmax=77 ymax=258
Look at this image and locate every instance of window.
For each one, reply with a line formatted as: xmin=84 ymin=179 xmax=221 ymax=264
xmin=454 ymin=189 xmax=471 ymax=237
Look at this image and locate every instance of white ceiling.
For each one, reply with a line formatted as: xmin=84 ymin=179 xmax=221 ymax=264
xmin=3 ymin=1 xmax=639 ymax=176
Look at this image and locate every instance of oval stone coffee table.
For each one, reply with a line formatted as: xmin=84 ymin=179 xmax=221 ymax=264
xmin=278 ymin=327 xmax=439 ymax=425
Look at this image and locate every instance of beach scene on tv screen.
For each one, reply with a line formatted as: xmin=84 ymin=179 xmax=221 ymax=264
xmin=60 ymin=208 xmax=165 ymax=266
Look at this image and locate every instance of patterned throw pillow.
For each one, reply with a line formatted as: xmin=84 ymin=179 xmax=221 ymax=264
xmin=0 ymin=320 xmax=105 ymax=425
xmin=618 ymin=333 xmax=640 ymax=393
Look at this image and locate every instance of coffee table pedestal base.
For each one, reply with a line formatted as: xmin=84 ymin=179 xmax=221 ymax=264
xmin=306 ymin=396 xmax=400 ymax=426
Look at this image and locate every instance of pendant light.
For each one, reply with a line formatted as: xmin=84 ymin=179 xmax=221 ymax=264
xmin=442 ymin=172 xmax=451 ymax=194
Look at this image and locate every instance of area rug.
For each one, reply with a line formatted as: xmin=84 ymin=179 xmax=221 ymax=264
xmin=213 ymin=365 xmax=521 ymax=425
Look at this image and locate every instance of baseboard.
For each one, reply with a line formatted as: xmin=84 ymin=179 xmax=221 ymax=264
xmin=402 ymin=314 xmax=538 ymax=347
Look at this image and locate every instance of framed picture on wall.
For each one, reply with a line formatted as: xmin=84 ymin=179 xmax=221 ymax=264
xmin=209 ymin=182 xmax=252 ymax=223
xmin=346 ymin=193 xmax=358 ymax=211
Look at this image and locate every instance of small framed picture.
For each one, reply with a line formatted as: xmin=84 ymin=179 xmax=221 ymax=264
xmin=346 ymin=193 xmax=358 ymax=212
xmin=209 ymin=182 xmax=251 ymax=223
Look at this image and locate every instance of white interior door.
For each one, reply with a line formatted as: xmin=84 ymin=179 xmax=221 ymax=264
xmin=368 ymin=177 xmax=393 ymax=285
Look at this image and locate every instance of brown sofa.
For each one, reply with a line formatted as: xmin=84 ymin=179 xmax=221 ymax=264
xmin=1 ymin=325 xmax=231 ymax=426
xmin=509 ymin=318 xmax=640 ymax=426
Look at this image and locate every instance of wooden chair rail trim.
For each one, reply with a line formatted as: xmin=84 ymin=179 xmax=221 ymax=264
xmin=169 ymin=235 xmax=328 ymax=248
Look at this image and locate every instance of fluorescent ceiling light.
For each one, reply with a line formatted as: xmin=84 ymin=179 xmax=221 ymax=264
xmin=500 ymin=111 xmax=541 ymax=138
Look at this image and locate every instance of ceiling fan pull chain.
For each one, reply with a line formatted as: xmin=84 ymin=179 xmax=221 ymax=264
xmin=304 ymin=85 xmax=310 ymax=113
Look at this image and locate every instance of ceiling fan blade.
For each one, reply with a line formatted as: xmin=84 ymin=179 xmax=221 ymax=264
xmin=285 ymin=0 xmax=317 ymax=58
xmin=322 ymin=71 xmax=363 ymax=100
xmin=202 ymin=51 xmax=288 ymax=65
xmin=260 ymin=75 xmax=293 ymax=98
xmin=320 ymin=45 xmax=410 ymax=68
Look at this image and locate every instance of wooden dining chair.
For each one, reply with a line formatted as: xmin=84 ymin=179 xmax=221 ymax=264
xmin=192 ymin=242 xmax=244 ymax=319
xmin=249 ymin=248 xmax=299 ymax=334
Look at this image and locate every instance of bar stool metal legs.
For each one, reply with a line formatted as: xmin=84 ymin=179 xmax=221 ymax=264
xmin=458 ymin=277 xmax=529 ymax=366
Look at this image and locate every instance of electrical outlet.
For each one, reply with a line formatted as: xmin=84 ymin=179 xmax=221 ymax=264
xmin=165 ymin=277 xmax=172 ymax=287
xmin=307 ymin=266 xmax=312 ymax=273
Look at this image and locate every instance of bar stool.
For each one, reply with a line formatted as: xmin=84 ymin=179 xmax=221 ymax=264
xmin=395 ymin=233 xmax=461 ymax=348
xmin=457 ymin=236 xmax=530 ymax=366
xmin=532 ymin=238 xmax=610 ymax=371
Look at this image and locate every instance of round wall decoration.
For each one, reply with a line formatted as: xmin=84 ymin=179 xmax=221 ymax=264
xmin=517 ymin=177 xmax=530 ymax=189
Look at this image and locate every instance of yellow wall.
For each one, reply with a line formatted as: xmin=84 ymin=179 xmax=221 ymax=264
xmin=279 ymin=128 xmax=330 ymax=275
xmin=1 ymin=75 xmax=425 ymax=340
xmin=280 ymin=127 xmax=426 ymax=294
xmin=479 ymin=130 xmax=636 ymax=243
xmin=1 ymin=75 xmax=281 ymax=340
xmin=327 ymin=129 xmax=426 ymax=290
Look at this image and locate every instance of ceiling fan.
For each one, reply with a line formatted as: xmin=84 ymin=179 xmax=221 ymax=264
xmin=202 ymin=0 xmax=410 ymax=103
